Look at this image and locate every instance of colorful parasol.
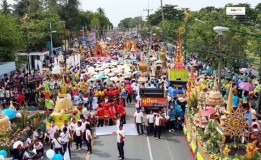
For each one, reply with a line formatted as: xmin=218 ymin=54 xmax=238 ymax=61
xmin=238 ymin=82 xmax=254 ymax=91
xmin=199 ymin=107 xmax=216 ymax=117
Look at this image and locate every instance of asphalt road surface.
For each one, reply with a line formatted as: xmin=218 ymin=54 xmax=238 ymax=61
xmin=89 ymin=103 xmax=192 ymax=160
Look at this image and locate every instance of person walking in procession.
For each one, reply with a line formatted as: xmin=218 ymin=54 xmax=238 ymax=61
xmin=85 ymin=124 xmax=93 ymax=154
xmin=154 ymin=113 xmax=163 ymax=139
xmin=113 ymin=124 xmax=125 ymax=160
xmin=134 ymin=108 xmax=144 ymax=135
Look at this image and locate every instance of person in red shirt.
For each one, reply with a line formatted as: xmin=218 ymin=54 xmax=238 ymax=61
xmin=16 ymin=91 xmax=25 ymax=105
xmin=108 ymin=103 xmax=116 ymax=126
xmin=116 ymin=104 xmax=126 ymax=124
xmin=96 ymin=105 xmax=105 ymax=127
xmin=125 ymin=84 xmax=133 ymax=104
xmin=101 ymin=98 xmax=110 ymax=109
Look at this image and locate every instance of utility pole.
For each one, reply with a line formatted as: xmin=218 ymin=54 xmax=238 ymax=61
xmin=160 ymin=0 xmax=165 ymax=40
xmin=143 ymin=0 xmax=153 ymax=19
xmin=143 ymin=0 xmax=153 ymax=64
xmin=50 ymin=22 xmax=53 ymax=56
xmin=143 ymin=8 xmax=153 ymax=19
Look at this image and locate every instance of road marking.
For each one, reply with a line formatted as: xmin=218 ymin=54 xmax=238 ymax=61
xmin=165 ymin=138 xmax=175 ymax=160
xmin=146 ymin=136 xmax=154 ymax=160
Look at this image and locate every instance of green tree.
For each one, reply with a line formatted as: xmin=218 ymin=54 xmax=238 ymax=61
xmin=25 ymin=10 xmax=64 ymax=51
xmin=28 ymin=0 xmax=42 ymax=16
xmin=0 ymin=13 xmax=24 ymax=61
xmin=1 ymin=0 xmax=11 ymax=15
xmin=118 ymin=16 xmax=145 ymax=30
xmin=58 ymin=0 xmax=80 ymax=30
xmin=148 ymin=4 xmax=184 ymax=26
xmin=97 ymin=7 xmax=105 ymax=15
xmin=13 ymin=0 xmax=29 ymax=17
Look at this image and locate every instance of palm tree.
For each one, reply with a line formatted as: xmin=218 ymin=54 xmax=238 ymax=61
xmin=97 ymin=7 xmax=105 ymax=15
xmin=1 ymin=0 xmax=11 ymax=14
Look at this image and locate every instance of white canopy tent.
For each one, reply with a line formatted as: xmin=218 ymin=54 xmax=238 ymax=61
xmin=16 ymin=51 xmax=49 ymax=73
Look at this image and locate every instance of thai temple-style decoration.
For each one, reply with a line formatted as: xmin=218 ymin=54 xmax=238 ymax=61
xmin=206 ymin=76 xmax=224 ymax=106
xmin=219 ymin=84 xmax=248 ymax=138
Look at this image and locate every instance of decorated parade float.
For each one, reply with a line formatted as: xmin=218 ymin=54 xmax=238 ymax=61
xmin=45 ymin=81 xmax=81 ymax=128
xmin=0 ymin=102 xmax=46 ymax=156
xmin=184 ymin=76 xmax=261 ymax=160
xmin=168 ymin=27 xmax=189 ymax=97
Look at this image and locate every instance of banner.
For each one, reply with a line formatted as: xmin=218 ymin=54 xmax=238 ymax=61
xmin=168 ymin=69 xmax=188 ymax=81
xmin=96 ymin=123 xmax=138 ymax=136
xmin=140 ymin=97 xmax=167 ymax=107
xmin=226 ymin=7 xmax=245 ymax=15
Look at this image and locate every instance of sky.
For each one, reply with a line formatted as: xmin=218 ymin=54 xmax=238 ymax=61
xmin=7 ymin=0 xmax=260 ymax=26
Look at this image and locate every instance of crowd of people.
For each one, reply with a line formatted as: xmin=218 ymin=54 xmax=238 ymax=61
xmin=0 ymin=32 xmax=260 ymax=160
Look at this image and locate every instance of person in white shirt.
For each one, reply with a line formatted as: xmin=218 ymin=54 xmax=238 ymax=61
xmin=113 ymin=124 xmax=125 ymax=160
xmin=24 ymin=134 xmax=33 ymax=149
xmin=48 ymin=121 xmax=58 ymax=149
xmin=146 ymin=110 xmax=155 ymax=136
xmin=154 ymin=113 xmax=163 ymax=139
xmin=33 ymin=129 xmax=44 ymax=143
xmin=12 ymin=139 xmax=25 ymax=160
xmin=52 ymin=132 xmax=64 ymax=155
xmin=82 ymin=107 xmax=89 ymax=120
xmin=116 ymin=114 xmax=121 ymax=129
xmin=85 ymin=124 xmax=92 ymax=154
xmin=33 ymin=139 xmax=44 ymax=157
xmin=70 ymin=118 xmax=77 ymax=143
xmin=80 ymin=117 xmax=88 ymax=141
xmin=61 ymin=120 xmax=71 ymax=134
xmin=60 ymin=127 xmax=71 ymax=157
xmin=135 ymin=95 xmax=141 ymax=108
xmin=22 ymin=148 xmax=37 ymax=160
xmin=134 ymin=108 xmax=144 ymax=135
xmin=75 ymin=121 xmax=83 ymax=150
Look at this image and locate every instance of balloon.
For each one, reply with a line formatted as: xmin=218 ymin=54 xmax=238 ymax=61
xmin=0 ymin=150 xmax=7 ymax=157
xmin=16 ymin=112 xmax=22 ymax=118
xmin=46 ymin=149 xmax=55 ymax=159
xmin=52 ymin=154 xmax=63 ymax=160
xmin=0 ymin=155 xmax=4 ymax=160
xmin=2 ymin=108 xmax=17 ymax=119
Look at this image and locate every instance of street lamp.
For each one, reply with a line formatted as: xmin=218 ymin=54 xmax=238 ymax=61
xmin=50 ymin=22 xmax=57 ymax=56
xmin=213 ymin=26 xmax=229 ymax=91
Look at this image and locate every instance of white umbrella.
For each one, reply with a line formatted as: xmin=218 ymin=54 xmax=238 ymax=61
xmin=156 ymin=60 xmax=162 ymax=64
xmin=104 ymin=68 xmax=110 ymax=72
xmin=151 ymin=57 xmax=157 ymax=61
xmin=107 ymin=73 xmax=115 ymax=77
xmin=111 ymin=68 xmax=117 ymax=71
xmin=99 ymin=71 xmax=104 ymax=75
xmin=95 ymin=68 xmax=103 ymax=71
xmin=110 ymin=77 xmax=118 ymax=81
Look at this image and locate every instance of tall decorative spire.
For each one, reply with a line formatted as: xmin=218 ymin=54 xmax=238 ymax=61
xmin=172 ymin=27 xmax=186 ymax=70
xmin=227 ymin=83 xmax=233 ymax=113
xmin=213 ymin=74 xmax=218 ymax=91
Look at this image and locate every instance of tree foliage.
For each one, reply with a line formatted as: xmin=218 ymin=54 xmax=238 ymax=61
xmin=137 ymin=3 xmax=261 ymax=70
xmin=0 ymin=14 xmax=24 ymax=62
xmin=0 ymin=0 xmax=112 ymax=62
xmin=118 ymin=16 xmax=145 ymax=30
